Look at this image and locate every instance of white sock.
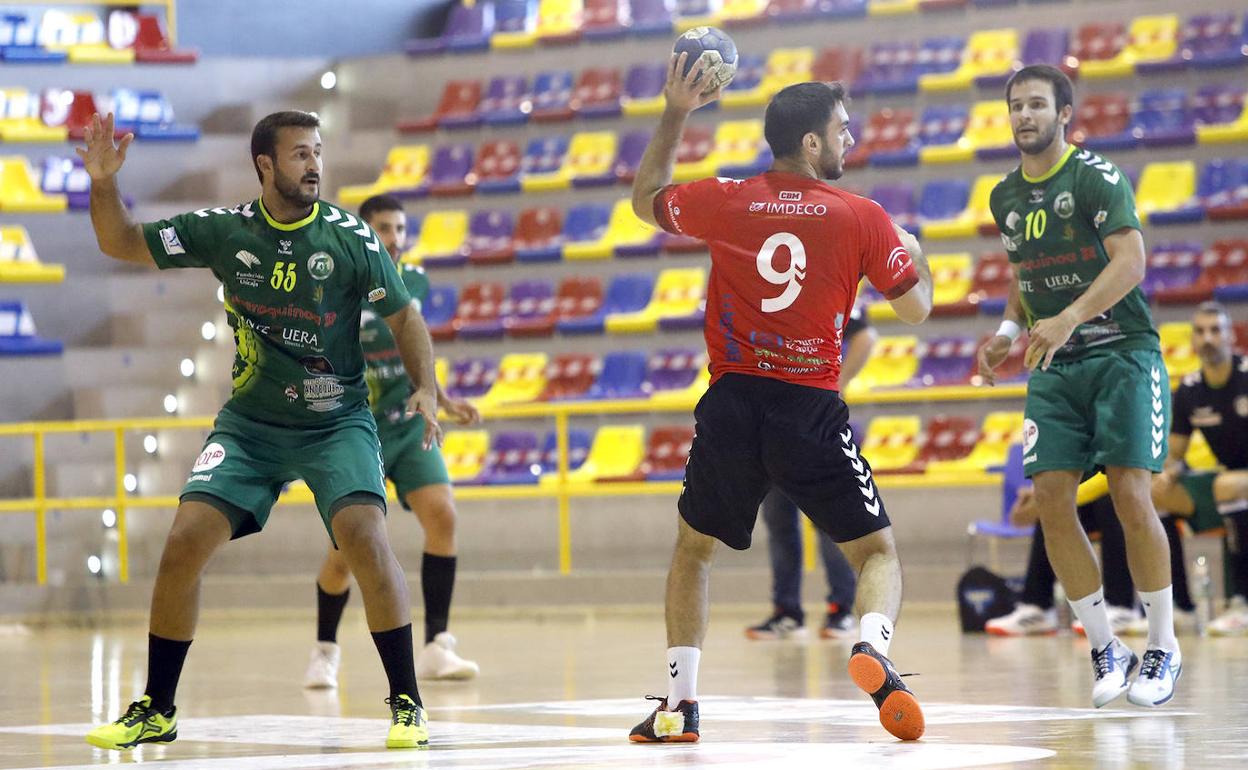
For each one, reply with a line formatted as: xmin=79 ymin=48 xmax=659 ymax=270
xmin=1139 ymin=586 xmax=1180 ymax=653
xmin=1069 ymin=587 xmax=1114 ymax=651
xmin=666 ymin=647 xmax=700 ymax=705
xmin=859 ymin=612 xmax=894 ymax=657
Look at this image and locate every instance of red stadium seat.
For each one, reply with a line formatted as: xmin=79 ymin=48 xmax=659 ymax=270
xmin=539 ymin=353 xmax=599 ymax=400
xmin=1070 ymin=22 xmax=1128 ymax=72
xmin=553 ymin=275 xmax=604 ymax=328
xmin=572 ymin=67 xmax=623 ymax=118
xmin=812 ymin=46 xmax=864 ymax=90
xmin=514 ymin=206 xmax=565 ymax=259
xmin=959 ymin=252 xmax=1012 ymax=314
xmin=846 ymin=108 xmax=915 ymax=169
xmin=133 ymin=14 xmax=198 ymax=63
xmin=968 ymin=333 xmax=1028 ymax=385
xmin=908 ymin=415 xmax=979 ymax=472
xmin=603 ymin=425 xmax=695 ymax=482
xmin=452 ymin=281 xmax=508 ymax=337
xmin=1069 ymin=93 xmax=1132 ymax=148
xmin=1234 ymin=322 xmax=1248 ymax=355
xmin=397 ymin=80 xmax=483 ymax=133
xmin=470 ymin=139 xmax=523 ymax=193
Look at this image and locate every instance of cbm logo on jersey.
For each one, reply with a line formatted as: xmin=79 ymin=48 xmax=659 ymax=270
xmin=779 ymin=191 xmax=802 ymax=202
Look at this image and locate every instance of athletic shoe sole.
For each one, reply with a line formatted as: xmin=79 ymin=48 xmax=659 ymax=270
xmin=848 ymin=651 xmax=925 ymax=741
xmin=86 ymin=730 xmax=177 ymax=750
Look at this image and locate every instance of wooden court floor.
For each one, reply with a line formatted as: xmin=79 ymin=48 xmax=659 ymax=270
xmin=0 ymin=606 xmax=1244 ymax=769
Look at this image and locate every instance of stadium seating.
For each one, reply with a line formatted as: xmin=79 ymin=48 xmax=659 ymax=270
xmin=861 ymin=416 xmax=922 ymax=473
xmin=531 ymin=70 xmax=576 ymax=122
xmin=1 ymin=12 xmax=67 ymax=62
xmin=643 ymin=347 xmax=703 ymax=395
xmin=554 ymin=424 xmax=646 ymax=484
xmin=1205 ymin=240 xmax=1248 ymax=302
xmin=913 ymin=336 xmax=977 ymax=389
xmin=537 ymin=0 xmax=585 ymax=45
xmin=447 ymin=357 xmax=499 ymax=399
xmin=553 ymin=276 xmax=605 ymax=333
xmin=1070 ymin=92 xmax=1136 ymax=151
xmin=869 ymin=183 xmax=919 ymax=233
xmin=573 ymin=67 xmax=623 ymax=118
xmin=811 ymin=45 xmax=864 ymax=88
xmin=1019 ymin=27 xmax=1074 ymax=76
xmin=0 ymin=225 xmax=63 ymax=283
xmin=0 ymin=88 xmax=66 ymax=142
xmin=872 ymin=104 xmax=964 ymax=167
xmin=926 ymin=411 xmax=1024 ymax=473
xmin=112 ymin=89 xmax=198 ymax=141
xmin=39 ymin=156 xmax=112 ymax=211
xmin=1184 ymin=13 xmax=1248 ymax=69
xmin=479 ymin=352 xmax=549 ymax=406
xmin=539 ymin=429 xmax=593 ymax=476
xmin=514 ymin=206 xmax=565 ymax=261
xmin=560 ymin=202 xmax=613 ymax=259
xmin=583 ymin=0 xmax=628 ymax=39
xmin=1201 ymin=158 xmax=1248 ymax=222
xmin=850 ymin=108 xmax=916 ymax=168
xmin=479 ymin=75 xmax=532 ymax=125
xmin=503 ymin=279 xmax=557 ymax=336
xmin=1137 ymin=161 xmax=1202 ymax=225
xmin=567 ymin=131 xmax=621 ymax=189
xmin=580 ymin=273 xmax=655 ymax=335
xmin=0 ymin=300 xmax=61 ymax=356
xmin=1079 ymin=15 xmax=1179 ymax=79
xmin=443 ymin=429 xmax=491 ymax=483
xmin=424 ymin=285 xmax=458 ymax=340
xmin=403 ymin=210 xmax=469 ymax=266
xmin=407 ymin=1 xmax=493 ymax=54
xmin=1197 ymin=84 xmax=1248 ymax=145
xmin=338 ymin=146 xmax=429 ymax=206
xmin=919 ymin=29 xmax=1018 ymax=91
xmin=540 ymin=353 xmax=598 ymax=400
xmin=845 ymin=336 xmax=919 ymax=396
xmin=613 ymin=130 xmax=652 ymax=182
xmin=492 ymin=0 xmax=539 ymax=49
xmin=428 ymin=143 xmax=477 ymax=196
xmin=603 ymin=198 xmax=662 ymax=257
xmin=1159 ymin=322 xmax=1200 ymax=377
xmin=1143 ymin=241 xmax=1206 ymax=304
xmin=907 ymin=415 xmax=979 ymax=473
xmin=520 ymin=135 xmax=571 ymax=192
xmin=41 ymin=10 xmax=134 ymax=64
xmin=967 ymin=333 xmax=1028 ymax=386
xmin=453 ymin=281 xmax=509 ymax=338
xmin=0 ymin=156 xmax=66 ymax=212
xmin=473 ymin=140 xmax=524 ymax=194
xmin=917 ymin=174 xmax=998 ymax=239
xmin=398 ymin=80 xmax=483 ymax=132
xmin=629 ymin=0 xmax=676 ymax=35
xmin=621 ymin=63 xmax=668 ymax=116
xmin=638 ymin=425 xmax=695 ymax=481
xmin=606 ymin=267 xmax=705 ymax=333
xmin=587 ymin=350 xmax=649 ymax=399
xmin=130 ymin=13 xmax=198 ymax=64
xmin=966 ymin=252 xmax=1012 ymax=315
xmin=1135 ymin=88 xmax=1197 ymax=148
xmin=465 ymin=209 xmax=517 ymax=265
xmin=476 ymin=431 xmax=543 ymax=485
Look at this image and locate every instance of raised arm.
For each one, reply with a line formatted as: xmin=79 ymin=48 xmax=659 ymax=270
xmin=631 ymin=53 xmax=724 ymax=227
xmin=77 ymin=112 xmax=152 ymax=265
xmin=383 ymin=303 xmax=442 ymax=449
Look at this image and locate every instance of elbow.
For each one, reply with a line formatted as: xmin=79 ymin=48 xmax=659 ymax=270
xmin=897 ymin=304 xmax=931 ymax=326
xmin=631 ymin=192 xmax=650 ymax=222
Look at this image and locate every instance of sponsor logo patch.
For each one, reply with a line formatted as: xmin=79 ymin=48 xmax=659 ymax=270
xmin=188 ymin=473 xmax=213 ymax=483
xmin=278 ymin=239 xmax=293 ymax=256
xmin=1053 ymin=191 xmax=1075 ymax=219
xmin=307 ymin=252 xmax=334 ymax=280
xmin=159 ymin=227 xmax=185 ymax=255
xmin=779 ymin=190 xmax=802 ymax=202
xmin=192 ymin=442 xmax=227 ymax=472
xmin=235 ymin=250 xmax=260 ymax=269
xmin=368 ymin=288 xmax=387 ymax=303
xmin=1022 ymin=418 xmax=1039 ymax=454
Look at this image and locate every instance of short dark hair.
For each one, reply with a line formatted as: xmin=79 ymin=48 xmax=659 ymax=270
xmin=764 ymin=81 xmax=847 ymax=159
xmin=1195 ymin=300 xmax=1231 ymax=323
xmin=1005 ymin=65 xmax=1074 ymax=114
xmin=250 ymin=110 xmax=320 ymax=183
xmin=359 ymin=194 xmax=405 ymax=224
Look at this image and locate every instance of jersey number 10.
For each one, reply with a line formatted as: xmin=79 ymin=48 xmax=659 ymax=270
xmin=1024 ymin=209 xmax=1047 ymax=241
xmin=757 ymin=232 xmax=806 ymax=313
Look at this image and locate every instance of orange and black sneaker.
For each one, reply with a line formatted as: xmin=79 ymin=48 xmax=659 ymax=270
xmin=848 ymin=641 xmax=925 ymax=741
xmin=629 ymin=696 xmax=700 ymax=743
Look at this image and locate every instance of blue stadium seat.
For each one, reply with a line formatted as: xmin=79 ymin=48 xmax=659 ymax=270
xmin=0 ymin=13 xmax=66 ymax=63
xmin=113 ymin=90 xmax=199 ymax=141
xmin=0 ymin=301 xmax=62 ymax=356
xmin=587 ymin=350 xmax=650 ymax=399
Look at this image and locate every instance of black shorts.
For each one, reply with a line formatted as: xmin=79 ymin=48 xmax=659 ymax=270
xmin=678 ymin=373 xmax=891 ymax=550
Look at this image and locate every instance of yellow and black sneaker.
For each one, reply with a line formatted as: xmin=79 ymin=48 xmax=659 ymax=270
xmin=385 ymin=694 xmax=429 ymax=749
xmin=848 ymin=641 xmax=925 ymax=741
xmin=85 ymin=696 xmax=177 ymax=750
xmin=629 ymin=695 xmax=700 ymax=743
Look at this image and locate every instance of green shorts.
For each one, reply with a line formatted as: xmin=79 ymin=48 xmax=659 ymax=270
xmin=1022 ymin=348 xmax=1170 ymax=478
xmin=377 ymin=414 xmax=451 ymax=509
xmin=1180 ymin=472 xmax=1248 ymax=532
xmin=181 ymin=407 xmax=388 ymax=543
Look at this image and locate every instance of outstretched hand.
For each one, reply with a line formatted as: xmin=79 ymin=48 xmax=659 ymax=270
xmin=407 ymin=386 xmax=444 ymax=450
xmin=664 ymin=52 xmax=724 ymax=114
xmin=75 ymin=112 xmax=134 ymax=181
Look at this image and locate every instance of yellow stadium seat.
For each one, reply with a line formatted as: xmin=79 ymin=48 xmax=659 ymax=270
xmin=622 ymin=86 xmax=665 ymax=117
xmin=675 ymin=6 xmax=723 ymax=33
xmin=1080 ymin=15 xmax=1178 ymax=80
xmin=0 ymin=156 xmax=67 ymax=213
xmin=606 ymin=267 xmax=705 ymax=333
xmin=604 ymin=198 xmax=660 ymax=254
xmin=47 ymin=12 xmax=135 ymax=64
xmin=921 ymin=102 xmax=1012 ymax=165
xmin=844 ymin=336 xmax=919 ymax=396
xmin=861 ymin=416 xmax=922 ymax=472
xmin=443 ymin=430 xmax=490 ymax=483
xmin=0 ymin=225 xmax=64 ymax=283
xmin=1185 ymin=430 xmax=1218 ymax=472
xmin=1197 ymin=100 xmax=1248 ymax=145
xmin=1159 ymin=322 xmax=1199 ymax=379
xmin=722 ymin=48 xmax=812 ymax=109
xmin=868 ymin=253 xmax=972 ymax=320
xmin=868 ymin=0 xmax=918 ymax=16
xmin=672 ymin=120 xmax=764 ymax=182
xmin=0 ymin=89 xmax=68 ymax=143
xmin=720 ymin=0 xmax=767 ymax=25
xmin=338 ymin=145 xmax=429 ymax=208
xmin=536 ymin=0 xmax=583 ymax=42
xmin=435 ymin=357 xmax=449 ymax=390
xmin=491 ymin=13 xmax=538 ymax=49
xmin=1135 ymin=161 xmax=1196 ymax=225
xmin=560 ymin=425 xmax=646 ymax=483
xmin=401 ymin=210 xmax=469 ymax=266
xmin=918 ymin=173 xmax=1001 ymax=240
xmin=927 ymin=412 xmax=1024 ymax=473
xmin=524 ymin=131 xmax=615 ymax=192
xmin=650 ymin=359 xmax=711 ymax=406
xmin=479 ymin=352 xmax=549 ymax=407
xmin=920 ymin=30 xmax=1019 ymax=93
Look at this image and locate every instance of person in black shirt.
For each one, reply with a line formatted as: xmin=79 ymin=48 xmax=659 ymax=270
xmin=1153 ymin=302 xmax=1248 ymax=636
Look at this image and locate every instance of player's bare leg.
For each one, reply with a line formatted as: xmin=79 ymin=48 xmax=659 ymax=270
xmin=631 ymin=518 xmax=716 ymax=743
xmin=839 ymin=526 xmax=923 ymax=740
xmin=1107 ymin=466 xmax=1182 ymax=706
xmin=408 ymin=484 xmax=477 ymax=680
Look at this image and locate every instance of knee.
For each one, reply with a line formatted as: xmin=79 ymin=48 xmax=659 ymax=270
xmin=423 ymin=499 xmax=457 ymax=537
xmin=1033 ymin=488 xmax=1077 ymax=523
xmin=160 ymin=526 xmax=214 ymax=573
xmin=676 ymin=524 xmax=717 ymax=562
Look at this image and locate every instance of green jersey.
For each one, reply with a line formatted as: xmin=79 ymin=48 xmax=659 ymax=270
xmin=361 ymin=265 xmax=430 ymax=426
xmin=142 ymin=198 xmax=411 ymax=427
xmin=990 ymin=144 xmax=1159 ymax=361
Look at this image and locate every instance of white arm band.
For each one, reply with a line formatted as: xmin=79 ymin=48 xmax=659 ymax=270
xmin=995 ymin=319 xmax=1022 ymax=342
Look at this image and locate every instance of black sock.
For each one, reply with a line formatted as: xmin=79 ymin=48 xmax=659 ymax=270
xmin=317 ymin=583 xmax=351 ymax=643
xmin=144 ymin=633 xmax=192 ymax=714
xmin=421 ymin=553 xmax=457 ymax=644
xmin=371 ymin=623 xmax=421 ymax=704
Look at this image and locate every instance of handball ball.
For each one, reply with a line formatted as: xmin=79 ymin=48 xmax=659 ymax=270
xmin=674 ymin=26 xmax=738 ymax=94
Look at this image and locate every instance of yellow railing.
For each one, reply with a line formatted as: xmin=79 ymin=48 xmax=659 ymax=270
xmin=12 ymin=0 xmax=179 ymax=46
xmin=0 ymin=398 xmax=1002 ymax=585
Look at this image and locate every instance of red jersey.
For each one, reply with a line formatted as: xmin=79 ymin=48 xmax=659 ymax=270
xmin=654 ymin=170 xmax=918 ymax=391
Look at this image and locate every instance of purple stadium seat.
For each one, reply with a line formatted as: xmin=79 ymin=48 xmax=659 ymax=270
xmin=719 ymin=142 xmax=772 ymax=179
xmin=912 ymin=337 xmax=977 ymax=387
xmin=856 ymin=42 xmax=920 ymax=96
xmin=503 ymin=279 xmax=557 ymax=336
xmin=1135 ymin=89 xmax=1196 ymax=148
xmin=614 ymin=129 xmax=652 ymax=183
xmin=465 ymin=209 xmax=516 ymax=265
xmin=1018 ymin=27 xmax=1071 ymax=72
xmin=869 ymin=183 xmax=919 ymax=234
xmin=560 ymin=202 xmax=612 ymax=253
xmin=1194 ymin=84 xmax=1246 ymax=130
xmin=447 ymin=357 xmax=499 ymax=399
xmin=628 ymin=0 xmax=676 ymax=36
xmin=1142 ymin=241 xmax=1204 ymax=301
xmin=479 ymin=75 xmax=531 ymax=126
xmin=478 ymin=431 xmax=543 ymax=485
xmin=588 ymin=350 xmax=650 ymax=399
xmin=407 ymin=1 xmax=494 ymax=55
xmin=424 ymin=285 xmax=458 ymax=340
xmin=623 ymin=63 xmax=667 ymax=105
xmin=1202 ymin=159 xmax=1248 ymax=222
xmin=872 ymin=104 xmax=965 ymax=167
xmin=427 ymin=143 xmax=476 ymax=197
xmin=724 ymin=54 xmax=765 ymax=98
xmin=918 ymin=37 xmax=965 ymax=80
xmin=644 ymin=348 xmax=702 ymax=395
xmin=495 ymin=0 xmax=537 ymax=36
xmin=540 ymin=429 xmax=592 ymax=473
xmin=918 ymin=179 xmax=970 ymax=233
xmin=1185 ymin=13 xmax=1248 ymax=70
xmin=521 ymin=135 xmax=571 ymax=182
xmin=40 ymin=157 xmax=89 ymax=210
xmin=530 ymin=70 xmax=576 ymax=122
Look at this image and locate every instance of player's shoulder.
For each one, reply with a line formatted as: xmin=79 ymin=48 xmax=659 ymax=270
xmin=185 ymin=200 xmax=259 ymax=226
xmin=834 ymin=187 xmax=886 ymax=218
xmin=1070 ymin=147 xmax=1126 ymax=187
xmin=317 ymin=200 xmax=385 ymax=258
xmin=990 ymin=167 xmax=1022 ymax=199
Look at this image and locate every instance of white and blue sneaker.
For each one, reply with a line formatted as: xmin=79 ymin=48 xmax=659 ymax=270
xmin=1127 ymin=648 xmax=1182 ymax=707
xmin=1091 ymin=637 xmax=1138 ymax=708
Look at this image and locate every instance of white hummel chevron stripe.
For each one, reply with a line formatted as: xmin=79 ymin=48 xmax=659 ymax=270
xmin=338 ymin=212 xmax=358 ymax=229
xmin=366 ymin=236 xmax=380 ymax=253
xmin=240 ymin=202 xmax=254 ymax=218
xmin=840 ymin=429 xmax=881 ymax=516
xmin=1151 ymin=412 xmax=1165 ymax=429
xmin=1152 ymin=443 xmax=1163 ymax=458
xmin=1152 ymin=427 xmax=1165 ymax=442
xmin=1152 ymin=398 xmax=1164 ymax=412
xmin=1151 ymin=384 xmax=1163 ymax=399
xmin=193 ymin=208 xmax=210 ymax=217
xmin=323 ymin=206 xmax=342 ymax=222
xmin=855 ymin=470 xmax=871 ymax=486
xmin=354 ymin=222 xmax=370 ymax=237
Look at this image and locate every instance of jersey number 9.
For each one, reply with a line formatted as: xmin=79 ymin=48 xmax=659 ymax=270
xmin=270 ymin=261 xmax=298 ymax=292
xmin=757 ymin=232 xmax=806 ymax=313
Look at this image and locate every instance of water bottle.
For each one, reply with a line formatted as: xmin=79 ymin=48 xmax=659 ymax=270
xmin=1193 ymin=556 xmax=1212 ymax=636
